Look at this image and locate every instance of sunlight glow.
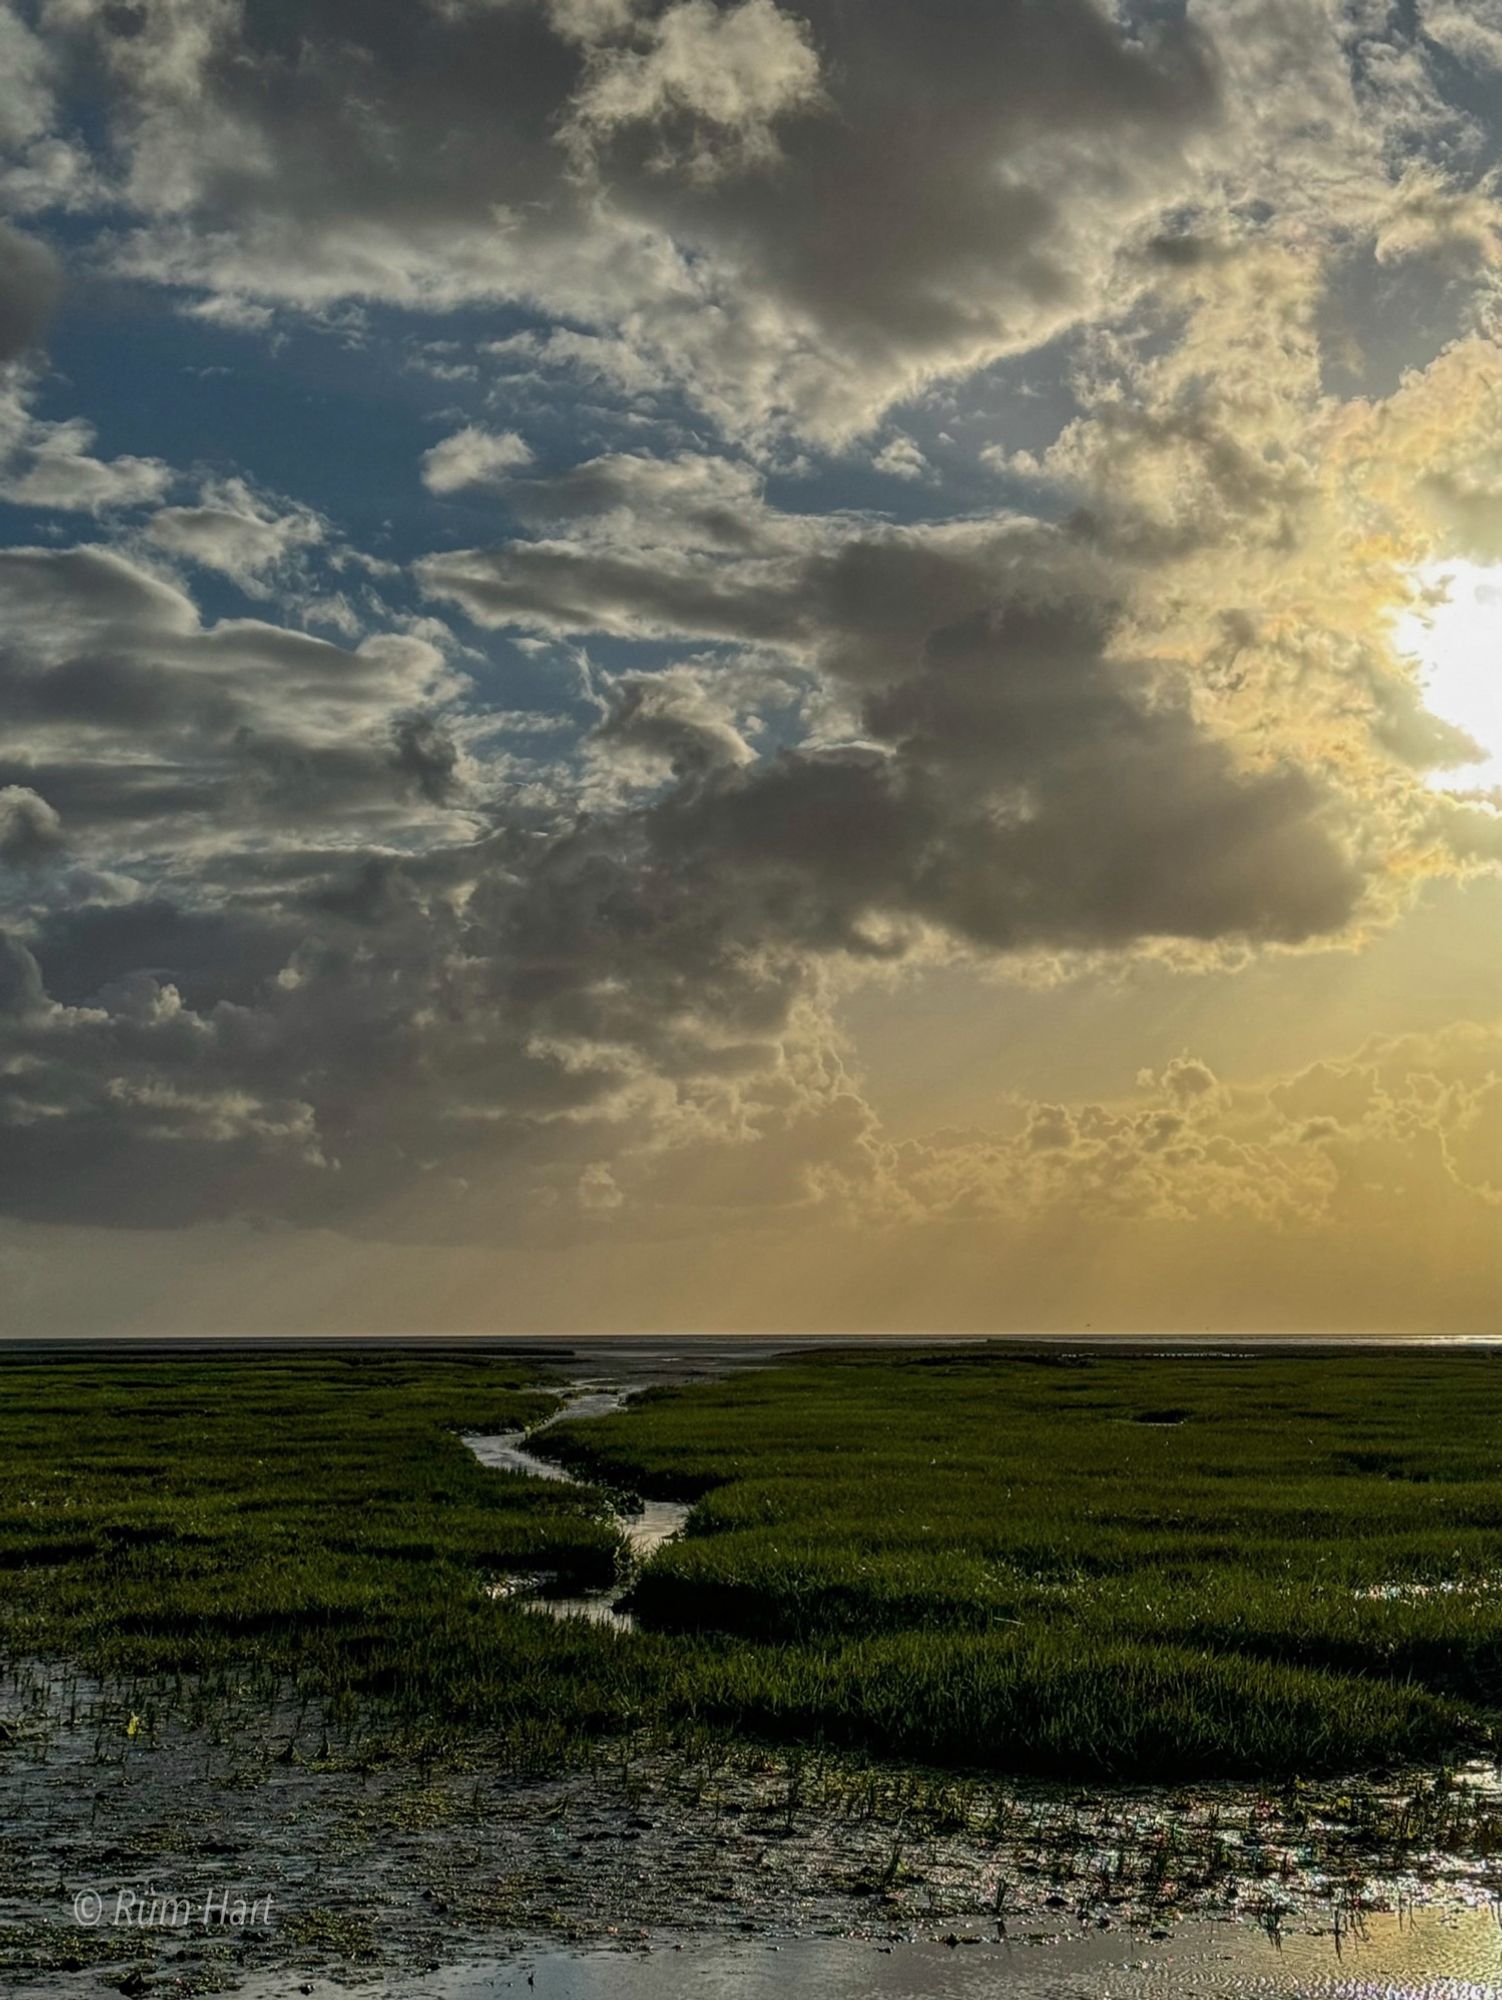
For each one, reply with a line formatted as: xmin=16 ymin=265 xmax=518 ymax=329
xmin=1397 ymin=562 xmax=1502 ymax=790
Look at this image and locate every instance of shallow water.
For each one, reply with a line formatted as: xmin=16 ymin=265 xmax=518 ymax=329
xmin=205 ymin=1907 xmax=1502 ymax=2000
xmin=462 ymin=1432 xmax=577 ymax=1482
xmin=626 ymin=1497 xmax=694 ymax=1559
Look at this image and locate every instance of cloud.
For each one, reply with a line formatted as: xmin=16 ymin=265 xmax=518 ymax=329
xmin=0 ymin=0 xmax=1499 ymax=1274
xmin=0 ymin=2 xmax=96 ymax=219
xmin=485 ymin=326 xmax=669 ymax=397
xmin=419 ymin=448 xmax=825 ymax=639
xmin=872 ymin=434 xmax=928 ymax=481
xmin=420 ymin=426 xmax=534 ymax=495
xmin=1421 ymin=0 xmax=1502 ymax=74
xmin=0 ymin=783 xmax=63 ymax=865
xmin=180 ymin=293 xmax=277 ymax=333
xmin=871 ymin=1018 xmax=1502 ymax=1235
xmin=0 ymin=5 xmax=56 ymax=155
xmin=563 ymin=0 xmax=825 ymax=180
xmin=0 ymin=507 xmax=1362 ymax=1235
xmin=15 ymin=0 xmax=1492 ymax=452
xmin=0 ymin=543 xmax=470 ymax=872
xmin=1373 ymin=166 xmax=1502 ymax=274
xmin=25 ymin=0 xmax=1222 ymax=441
xmin=146 ymin=479 xmax=328 ymax=591
xmin=0 ymin=375 xmax=170 ymax=513
xmin=0 ymin=929 xmax=330 ymax=1224
xmin=418 ymin=439 xmax=1409 ymax=958
xmin=588 ymin=664 xmax=758 ymax=786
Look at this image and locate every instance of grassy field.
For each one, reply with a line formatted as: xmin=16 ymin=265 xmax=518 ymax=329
xmin=0 ymin=1354 xmax=626 ymax=1744
xmin=553 ymin=1344 xmax=1502 ymax=1774
xmin=3 ymin=1346 xmax=1502 ymax=1779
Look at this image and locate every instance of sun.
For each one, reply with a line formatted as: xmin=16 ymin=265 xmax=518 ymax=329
xmin=1395 ymin=562 xmax=1502 ymax=791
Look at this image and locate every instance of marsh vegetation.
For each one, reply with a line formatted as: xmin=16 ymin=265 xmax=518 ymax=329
xmin=5 ymin=1346 xmax=1502 ymax=1782
xmin=554 ymin=1344 xmax=1502 ymax=1778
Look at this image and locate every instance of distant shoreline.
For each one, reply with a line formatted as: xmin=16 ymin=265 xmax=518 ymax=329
xmin=5 ymin=1330 xmax=1499 ymax=1354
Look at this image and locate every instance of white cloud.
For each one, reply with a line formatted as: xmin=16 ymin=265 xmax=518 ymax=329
xmin=0 ymin=3 xmax=56 ymax=153
xmin=0 ymin=410 xmax=169 ymax=511
xmin=564 ymin=0 xmax=824 ymax=179
xmin=420 ymin=425 xmax=534 ymax=494
xmin=0 ymin=782 xmax=63 ymax=864
xmin=180 ymin=294 xmax=277 ymax=334
xmin=1421 ymin=0 xmax=1502 ymax=73
xmin=485 ymin=326 xmax=668 ymax=397
xmin=873 ymin=434 xmax=928 ymax=481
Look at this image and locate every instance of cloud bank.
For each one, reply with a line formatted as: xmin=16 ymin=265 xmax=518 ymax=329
xmin=0 ymin=0 xmax=1497 ymax=1329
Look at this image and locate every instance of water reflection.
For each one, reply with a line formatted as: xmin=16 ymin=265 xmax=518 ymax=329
xmin=250 ymin=1905 xmax=1502 ymax=2000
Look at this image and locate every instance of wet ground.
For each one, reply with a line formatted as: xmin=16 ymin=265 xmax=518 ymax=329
xmin=215 ymin=1910 xmax=1502 ymax=2000
xmin=14 ymin=1915 xmax=1502 ymax=2000
xmin=5 ymin=1655 xmax=1502 ymax=2000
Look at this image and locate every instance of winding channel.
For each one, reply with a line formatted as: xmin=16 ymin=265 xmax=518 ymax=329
xmin=464 ymin=1385 xmax=691 ymax=1631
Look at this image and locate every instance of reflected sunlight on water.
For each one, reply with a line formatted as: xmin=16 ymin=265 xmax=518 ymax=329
xmin=225 ymin=1905 xmax=1502 ymax=2000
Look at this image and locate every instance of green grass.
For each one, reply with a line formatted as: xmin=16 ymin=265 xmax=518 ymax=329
xmin=3 ymin=1346 xmax=1501 ymax=1779
xmin=0 ymin=1353 xmax=622 ymax=1687
xmin=542 ymin=1345 xmax=1502 ymax=1771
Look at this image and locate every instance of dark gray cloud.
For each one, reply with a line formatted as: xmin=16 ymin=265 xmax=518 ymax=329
xmin=24 ymin=898 xmax=295 ymax=1014
xmin=0 ymin=473 xmax=1366 ymax=1234
xmin=37 ymin=0 xmax=1219 ymax=436
xmin=570 ymin=0 xmax=1212 ymax=380
xmin=0 ymin=221 xmax=59 ymax=360
xmin=391 ymin=713 xmax=462 ymax=805
xmin=419 ymin=456 xmax=1360 ymax=950
xmin=628 ymin=611 xmax=1361 ymax=960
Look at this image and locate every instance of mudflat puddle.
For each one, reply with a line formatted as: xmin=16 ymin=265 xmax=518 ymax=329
xmin=208 ymin=1907 xmax=1502 ymax=2000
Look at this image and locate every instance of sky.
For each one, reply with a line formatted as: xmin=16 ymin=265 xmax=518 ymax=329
xmin=0 ymin=0 xmax=1499 ymax=1337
